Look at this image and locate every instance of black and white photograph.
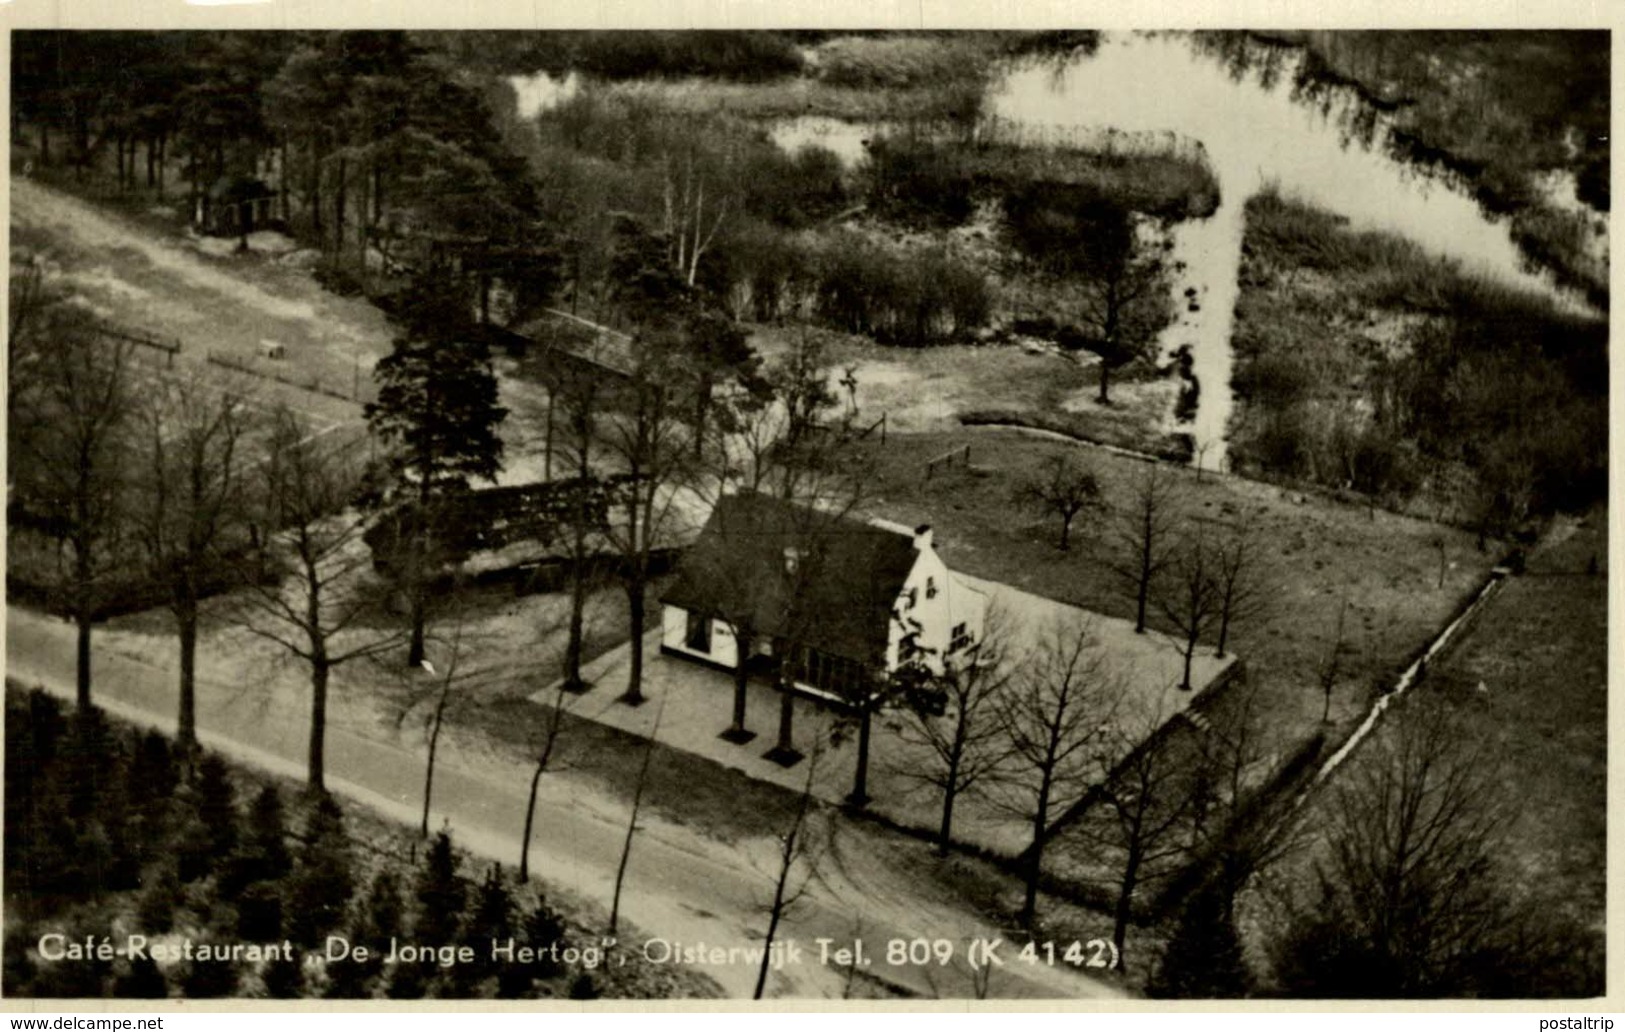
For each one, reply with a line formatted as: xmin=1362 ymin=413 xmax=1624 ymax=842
xmin=1 ymin=16 xmax=1610 ymax=1005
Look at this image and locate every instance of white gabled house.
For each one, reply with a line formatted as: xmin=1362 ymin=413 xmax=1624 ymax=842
xmin=659 ymin=492 xmax=986 ymax=705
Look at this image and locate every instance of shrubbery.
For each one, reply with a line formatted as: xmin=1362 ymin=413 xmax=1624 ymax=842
xmin=1 ymin=687 xmax=645 ymax=1000
xmin=1230 ymin=187 xmax=1607 ymax=526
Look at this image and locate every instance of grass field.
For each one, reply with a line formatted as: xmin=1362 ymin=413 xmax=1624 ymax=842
xmin=1239 ymin=506 xmax=1607 ymax=995
xmin=859 ymin=427 xmax=1495 ymax=765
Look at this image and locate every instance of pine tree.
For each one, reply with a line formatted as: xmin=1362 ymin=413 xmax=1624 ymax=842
xmin=261 ymin=952 xmax=304 ymax=999
xmin=243 ymin=785 xmax=293 ymax=882
xmin=467 ymin=864 xmax=513 ymax=986
xmin=235 ymin=882 xmax=284 ymax=941
xmin=285 ymin=795 xmax=354 ymax=947
xmin=365 ymin=277 xmax=507 ymax=667
xmin=1147 ymin=885 xmax=1252 ymax=998
xmin=194 ymin=753 xmax=240 ymax=857
xmin=413 ymin=830 xmax=465 ymax=944
xmin=113 ymin=955 xmax=169 ymax=999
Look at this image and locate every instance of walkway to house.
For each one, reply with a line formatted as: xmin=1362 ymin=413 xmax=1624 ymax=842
xmin=534 ymin=576 xmax=1234 ymax=858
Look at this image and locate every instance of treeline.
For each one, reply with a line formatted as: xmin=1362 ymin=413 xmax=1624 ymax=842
xmin=1 ymin=688 xmax=673 ymax=1000
xmin=12 ymin=31 xmax=557 ymax=326
xmin=1230 ymin=188 xmax=1607 ymax=531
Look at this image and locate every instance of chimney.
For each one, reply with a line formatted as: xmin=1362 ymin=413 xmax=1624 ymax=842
xmin=913 ymin=524 xmax=933 ymax=552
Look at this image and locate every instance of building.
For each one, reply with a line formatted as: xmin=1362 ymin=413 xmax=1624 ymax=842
xmin=660 ymin=492 xmax=987 ymax=704
xmin=197 ymin=175 xmax=277 ymax=239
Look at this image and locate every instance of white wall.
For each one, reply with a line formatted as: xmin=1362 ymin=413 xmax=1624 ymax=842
xmin=886 ymin=542 xmax=959 ymax=673
xmin=660 ymin=605 xmax=740 ymax=668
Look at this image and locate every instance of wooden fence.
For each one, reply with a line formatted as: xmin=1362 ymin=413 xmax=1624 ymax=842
xmin=205 ymin=349 xmax=365 ymax=404
xmin=924 ymin=443 xmax=971 ymax=480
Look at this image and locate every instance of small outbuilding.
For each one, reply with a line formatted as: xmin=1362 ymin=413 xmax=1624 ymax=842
xmin=197 ymin=175 xmax=277 ymax=239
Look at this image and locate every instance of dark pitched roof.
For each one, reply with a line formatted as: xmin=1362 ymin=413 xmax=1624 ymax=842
xmin=663 ymin=492 xmax=919 ymax=666
xmin=208 ymin=175 xmax=275 ymax=203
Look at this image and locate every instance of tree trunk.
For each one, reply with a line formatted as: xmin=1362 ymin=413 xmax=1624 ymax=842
xmin=146 ymin=135 xmax=156 ymax=188
xmin=74 ymin=534 xmax=94 ymax=711
xmin=728 ymin=629 xmax=752 ymax=738
xmin=308 ymin=659 xmax=330 ymax=791
xmin=407 ymin=588 xmax=427 ymax=668
xmin=280 ymin=139 xmax=290 ymax=223
xmin=847 ymin=705 xmax=872 ymax=807
xmin=519 ymin=758 xmax=545 ymax=882
xmin=1135 ymin=522 xmax=1152 ymax=633
xmin=155 ymin=134 xmax=165 ymax=200
xmin=1060 ymin=514 xmax=1073 ymax=552
xmin=1097 ymin=360 xmax=1112 ymax=405
xmin=565 ymin=549 xmax=587 ymax=690
xmin=335 ymin=156 xmax=348 ymax=261
xmin=421 ymin=693 xmax=447 ymax=839
xmin=1180 ymin=635 xmax=1196 ymax=691
xmin=176 ymin=595 xmax=199 ymax=753
xmin=1112 ymin=842 xmax=1142 ymax=969
xmin=621 ymin=578 xmax=646 ymax=705
xmin=1022 ymin=775 xmax=1051 ymax=928
xmin=775 ymin=687 xmax=795 ymax=757
xmin=310 ymin=140 xmax=324 ymax=243
xmin=75 ymin=605 xmax=93 ymax=712
xmin=938 ymin=730 xmax=965 ymax=856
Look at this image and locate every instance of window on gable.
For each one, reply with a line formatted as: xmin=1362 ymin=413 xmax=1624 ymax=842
xmin=926 ymin=576 xmax=937 ymax=600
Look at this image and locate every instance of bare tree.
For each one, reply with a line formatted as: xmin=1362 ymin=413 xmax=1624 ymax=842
xmin=1016 ymin=452 xmax=1100 ymax=552
xmin=895 ymin=605 xmax=1018 ymax=855
xmin=608 ymin=690 xmax=667 ymax=937
xmin=134 ymin=371 xmax=252 ymax=757
xmin=1318 ymin=599 xmax=1349 ymax=724
xmin=1273 ymin=695 xmax=1515 ymax=996
xmin=599 ymin=330 xmax=693 ymax=707
xmin=1109 ymin=461 xmax=1183 ymax=634
xmin=1212 ymin=521 xmax=1268 ymax=658
xmin=544 ymin=354 xmax=610 ymax=692
xmin=1092 ymin=702 xmax=1198 ymax=970
xmin=519 ymin=674 xmax=575 ymax=883
xmin=379 ymin=615 xmax=486 ymax=838
xmin=1157 ymin=526 xmax=1220 ymax=691
xmin=997 ymin=618 xmax=1122 ymax=928
xmin=754 ymin=743 xmax=827 ymax=999
xmin=660 ymin=141 xmax=737 ymax=288
xmin=10 ymin=309 xmax=137 ymax=712
xmin=239 ymin=406 xmax=398 ymax=792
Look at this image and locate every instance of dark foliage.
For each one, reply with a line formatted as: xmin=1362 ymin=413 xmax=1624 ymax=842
xmin=1147 ymin=886 xmax=1252 ymax=998
xmin=284 ymin=795 xmax=355 ymax=948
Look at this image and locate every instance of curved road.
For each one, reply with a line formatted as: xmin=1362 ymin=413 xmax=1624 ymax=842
xmin=6 ymin=608 xmax=1121 ymax=1001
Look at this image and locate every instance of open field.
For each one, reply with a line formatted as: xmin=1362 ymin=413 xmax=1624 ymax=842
xmin=1238 ymin=507 xmax=1606 ymax=996
xmin=11 ymin=175 xmax=393 ymax=410
xmin=858 ymin=427 xmax=1497 ymax=766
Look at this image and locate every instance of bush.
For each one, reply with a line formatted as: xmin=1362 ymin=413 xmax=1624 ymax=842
xmin=811 ymin=233 xmax=989 ymax=346
xmin=313 ymin=256 xmax=365 ymax=298
xmin=864 ymin=133 xmax=976 ymax=227
xmin=815 ymin=35 xmax=988 ymax=91
xmin=536 ymin=31 xmax=804 ymax=82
